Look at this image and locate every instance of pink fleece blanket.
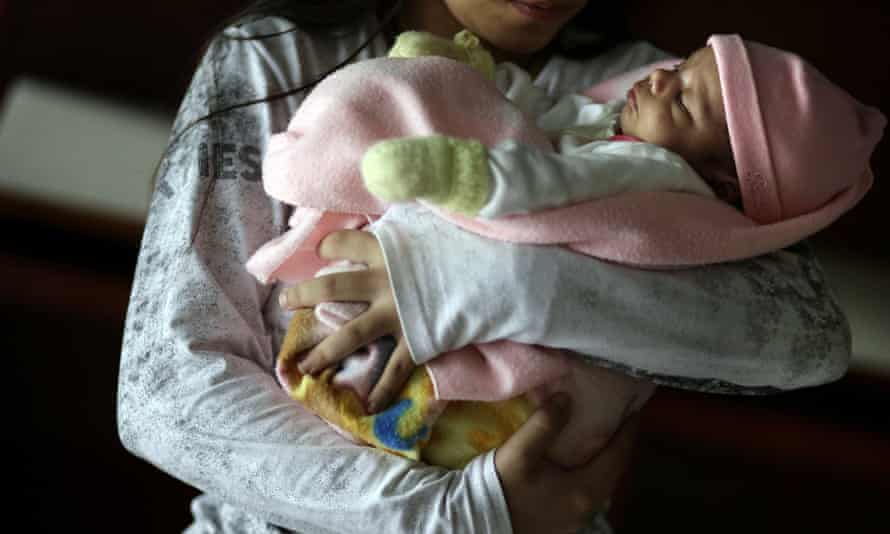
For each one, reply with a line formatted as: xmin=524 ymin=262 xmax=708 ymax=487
xmin=247 ymin=56 xmax=664 ymax=465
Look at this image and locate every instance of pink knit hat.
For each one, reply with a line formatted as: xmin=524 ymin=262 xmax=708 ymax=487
xmin=709 ymin=34 xmax=885 ymax=226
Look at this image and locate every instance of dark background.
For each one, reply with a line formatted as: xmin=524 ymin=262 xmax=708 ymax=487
xmin=3 ymin=1 xmax=888 ymax=532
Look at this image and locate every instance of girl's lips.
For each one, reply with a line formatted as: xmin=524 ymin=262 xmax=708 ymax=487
xmin=509 ymin=1 xmax=563 ymax=21
xmin=627 ymin=87 xmax=637 ymax=112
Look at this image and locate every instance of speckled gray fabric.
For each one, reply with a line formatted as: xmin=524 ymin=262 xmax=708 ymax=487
xmin=374 ymin=204 xmax=850 ymax=394
xmin=117 ymin=14 xmax=850 ymax=534
xmin=119 ymin=16 xmax=516 ymax=534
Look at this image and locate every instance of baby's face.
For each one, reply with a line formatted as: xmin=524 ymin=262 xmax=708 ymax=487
xmin=619 ymin=46 xmax=733 ymax=172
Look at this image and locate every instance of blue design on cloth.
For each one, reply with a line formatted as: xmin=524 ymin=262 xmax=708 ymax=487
xmin=373 ymin=398 xmax=430 ymax=451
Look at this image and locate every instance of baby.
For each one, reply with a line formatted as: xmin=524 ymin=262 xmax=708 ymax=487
xmin=249 ymin=31 xmax=884 ymax=469
xmin=362 ymin=32 xmax=884 ymax=269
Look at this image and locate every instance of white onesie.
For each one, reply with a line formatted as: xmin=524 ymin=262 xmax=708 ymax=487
xmin=481 ymin=62 xmax=714 ymax=219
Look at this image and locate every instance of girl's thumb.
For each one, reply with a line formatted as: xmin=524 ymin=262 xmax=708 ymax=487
xmin=507 ymin=393 xmax=572 ymax=467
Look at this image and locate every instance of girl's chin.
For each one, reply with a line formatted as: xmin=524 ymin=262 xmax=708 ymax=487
xmin=486 ymin=31 xmax=555 ymax=56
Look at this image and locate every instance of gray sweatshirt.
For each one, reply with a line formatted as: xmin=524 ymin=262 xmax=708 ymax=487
xmin=117 ymin=14 xmax=851 ymax=534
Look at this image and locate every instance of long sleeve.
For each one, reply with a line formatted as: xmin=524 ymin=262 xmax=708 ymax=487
xmin=117 ymin=17 xmax=512 ymax=534
xmin=494 ymin=61 xmax=557 ymax=118
xmin=372 ymin=203 xmax=850 ymax=393
xmin=480 ymin=136 xmax=715 ymax=218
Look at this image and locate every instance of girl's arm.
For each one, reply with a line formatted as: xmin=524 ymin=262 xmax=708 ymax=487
xmin=293 ymin=203 xmax=848 ymax=395
xmin=117 ymin=19 xmax=516 ymax=533
xmin=371 ymin=203 xmax=849 ymax=393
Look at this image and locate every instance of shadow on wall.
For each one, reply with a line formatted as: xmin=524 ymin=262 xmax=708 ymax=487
xmin=3 ymin=0 xmax=250 ymax=112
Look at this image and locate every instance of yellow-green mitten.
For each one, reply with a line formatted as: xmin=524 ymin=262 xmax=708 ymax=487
xmin=389 ymin=29 xmax=496 ymax=80
xmin=361 ymin=135 xmax=492 ymax=216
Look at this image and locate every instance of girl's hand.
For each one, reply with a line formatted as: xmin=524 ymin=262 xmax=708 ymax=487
xmin=279 ymin=230 xmax=415 ymax=414
xmin=496 ymin=394 xmax=639 ymax=534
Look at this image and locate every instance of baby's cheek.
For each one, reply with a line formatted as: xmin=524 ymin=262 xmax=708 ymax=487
xmin=652 ymin=123 xmax=700 ymax=159
xmin=618 ymin=105 xmax=632 ymax=134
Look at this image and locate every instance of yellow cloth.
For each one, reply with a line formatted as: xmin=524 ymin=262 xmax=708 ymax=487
xmin=278 ymin=309 xmax=534 ymax=468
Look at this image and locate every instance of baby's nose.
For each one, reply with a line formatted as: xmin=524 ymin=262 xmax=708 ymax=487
xmin=649 ymin=69 xmax=676 ymax=96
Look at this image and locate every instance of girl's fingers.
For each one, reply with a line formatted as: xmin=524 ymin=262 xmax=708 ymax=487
xmin=497 ymin=393 xmax=572 ymax=476
xmin=577 ymin=412 xmax=640 ymax=496
xmin=367 ymin=342 xmax=415 ymax=414
xmin=318 ymin=230 xmax=385 ymax=266
xmin=281 ymin=269 xmax=382 ymax=309
xmin=299 ymin=308 xmax=393 ymax=375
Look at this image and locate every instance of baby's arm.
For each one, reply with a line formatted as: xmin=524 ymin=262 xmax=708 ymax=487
xmin=389 ymin=29 xmax=496 ymax=80
xmin=481 ymin=137 xmax=715 ymax=217
xmin=361 ymin=132 xmax=714 ymax=218
xmin=362 ymin=69 xmax=712 ymax=218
